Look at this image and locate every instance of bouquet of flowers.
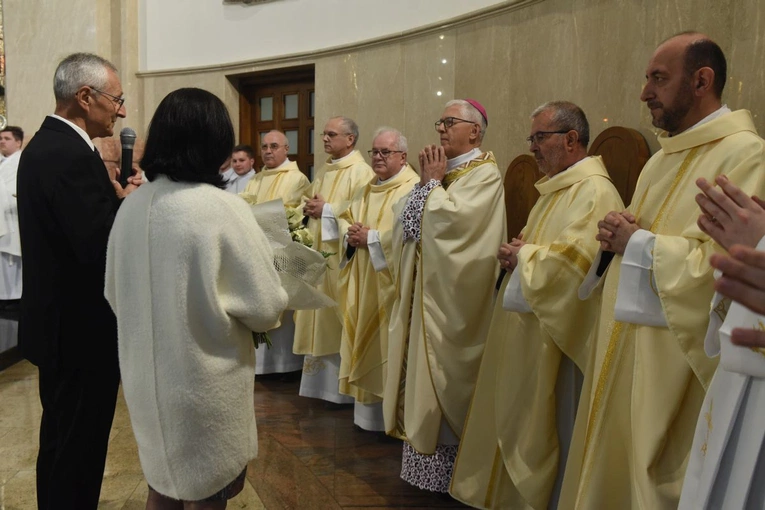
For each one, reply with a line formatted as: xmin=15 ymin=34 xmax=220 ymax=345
xmin=248 ymin=199 xmax=335 ymax=348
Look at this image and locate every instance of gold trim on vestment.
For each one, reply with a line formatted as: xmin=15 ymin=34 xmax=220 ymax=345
xmin=443 ymin=152 xmax=497 ymax=188
xmin=485 ymin=446 xmax=503 ymax=508
xmin=577 ymin=146 xmax=702 ymax=502
xmin=713 ymin=299 xmax=728 ymax=323
xmin=528 ymin=191 xmax=563 ymax=244
xmin=549 ymin=243 xmax=591 ymax=275
xmin=701 ymin=398 xmax=713 ymax=456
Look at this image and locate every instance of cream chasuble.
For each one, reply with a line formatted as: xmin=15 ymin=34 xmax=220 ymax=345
xmin=559 ymin=110 xmax=765 ymax=510
xmin=450 ymin=157 xmax=623 ymax=510
xmin=240 ymin=161 xmax=309 ymax=207
xmin=239 ymin=161 xmax=309 ymax=374
xmin=293 ymin=150 xmax=374 ymax=356
xmin=679 ymin=235 xmax=765 ymax=510
xmin=384 ymin=152 xmax=506 ymax=454
xmin=336 ymin=165 xmax=419 ymax=404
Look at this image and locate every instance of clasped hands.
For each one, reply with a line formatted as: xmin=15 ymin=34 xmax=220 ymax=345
xmin=498 ymin=235 xmax=525 ymax=271
xmin=347 ymin=222 xmax=370 ymax=248
xmin=303 ymin=194 xmax=326 ymax=219
xmin=596 ymin=210 xmax=640 ymax=255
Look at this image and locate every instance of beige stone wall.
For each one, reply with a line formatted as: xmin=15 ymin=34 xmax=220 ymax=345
xmin=7 ymin=0 xmax=765 ymax=173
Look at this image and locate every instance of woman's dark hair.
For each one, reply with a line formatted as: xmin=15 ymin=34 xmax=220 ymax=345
xmin=142 ymin=88 xmax=234 ymax=188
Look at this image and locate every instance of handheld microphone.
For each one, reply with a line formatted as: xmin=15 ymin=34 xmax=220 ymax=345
xmin=119 ymin=127 xmax=137 ymax=188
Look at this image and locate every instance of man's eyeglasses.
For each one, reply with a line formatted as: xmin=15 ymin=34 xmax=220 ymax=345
xmin=526 ymin=130 xmax=569 ymax=146
xmin=89 ymin=87 xmax=125 ymax=109
xmin=261 ymin=143 xmax=285 ymax=151
xmin=368 ymin=149 xmax=404 ymax=159
xmin=322 ymin=131 xmax=350 ymax=138
xmin=434 ymin=117 xmax=476 ymax=130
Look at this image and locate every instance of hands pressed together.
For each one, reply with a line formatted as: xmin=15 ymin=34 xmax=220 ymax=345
xmin=419 ymin=145 xmax=447 ymax=186
xmin=695 ymin=174 xmax=765 ymax=349
xmin=347 ymin=221 xmax=370 ymax=248
xmin=497 ymin=234 xmax=525 ymax=271
xmin=596 ymin=210 xmax=639 ymax=255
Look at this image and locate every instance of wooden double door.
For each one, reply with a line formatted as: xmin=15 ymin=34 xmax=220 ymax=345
xmin=238 ymin=65 xmax=316 ymax=179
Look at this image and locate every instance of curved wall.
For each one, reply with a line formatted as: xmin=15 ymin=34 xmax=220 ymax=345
xmin=141 ymin=0 xmax=507 ymax=71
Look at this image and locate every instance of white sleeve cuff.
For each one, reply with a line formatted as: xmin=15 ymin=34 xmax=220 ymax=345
xmin=339 ymin=233 xmax=351 ymax=270
xmin=321 ymin=203 xmax=339 ymax=241
xmin=579 ymin=249 xmax=607 ymax=300
xmin=367 ymin=230 xmax=388 ymax=272
xmin=614 ymin=229 xmax=668 ymax=327
xmin=502 ymin=262 xmax=532 ymax=313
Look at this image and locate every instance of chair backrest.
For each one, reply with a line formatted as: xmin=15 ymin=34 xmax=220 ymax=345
xmin=503 ymin=154 xmax=542 ymax=240
xmin=502 ymin=126 xmax=652 ymax=240
xmin=587 ymin=126 xmax=651 ymax=206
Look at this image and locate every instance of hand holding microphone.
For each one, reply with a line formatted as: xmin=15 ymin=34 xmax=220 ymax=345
xmin=119 ymin=127 xmax=136 ymax=188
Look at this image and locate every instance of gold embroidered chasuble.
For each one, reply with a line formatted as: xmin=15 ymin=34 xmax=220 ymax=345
xmin=336 ymin=165 xmax=419 ymax=403
xmin=383 ymin=151 xmax=506 ymax=454
xmin=450 ymin=157 xmax=624 ymax=509
xmin=559 ymin=110 xmax=765 ymax=510
xmin=240 ymin=161 xmax=309 ymax=207
xmin=293 ymin=150 xmax=374 ymax=356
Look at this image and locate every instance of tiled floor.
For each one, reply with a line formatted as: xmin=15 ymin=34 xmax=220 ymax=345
xmin=0 ymin=362 xmax=466 ymax=509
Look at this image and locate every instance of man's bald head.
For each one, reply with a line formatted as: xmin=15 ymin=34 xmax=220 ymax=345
xmin=661 ymin=32 xmax=727 ymax=98
xmin=640 ymin=32 xmax=725 ymax=135
xmin=261 ymin=130 xmax=290 ymax=169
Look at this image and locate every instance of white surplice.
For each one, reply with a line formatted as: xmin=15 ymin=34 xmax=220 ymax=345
xmin=678 ymin=235 xmax=765 ymax=510
xmin=0 ymin=150 xmax=22 ymax=299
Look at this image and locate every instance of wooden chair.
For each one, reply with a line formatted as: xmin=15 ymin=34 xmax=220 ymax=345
xmin=503 ymin=154 xmax=542 ymax=240
xmin=587 ymin=126 xmax=651 ymax=206
xmin=502 ymin=126 xmax=651 ymax=240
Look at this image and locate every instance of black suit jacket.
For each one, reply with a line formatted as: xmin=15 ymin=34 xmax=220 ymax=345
xmin=18 ymin=116 xmax=121 ymax=369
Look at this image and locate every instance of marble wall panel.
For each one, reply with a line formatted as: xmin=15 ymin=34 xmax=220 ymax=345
xmin=399 ymin=32 xmax=457 ymax=167
xmin=6 ymin=0 xmax=765 ymax=171
xmin=4 ymin=0 xmax=99 ymax=136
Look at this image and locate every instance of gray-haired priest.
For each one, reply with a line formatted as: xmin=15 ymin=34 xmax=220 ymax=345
xmin=294 ymin=116 xmax=374 ymax=404
xmin=450 ymin=101 xmax=624 ymax=509
xmin=335 ymin=127 xmax=419 ymax=431
xmin=383 ymin=99 xmax=506 ymax=492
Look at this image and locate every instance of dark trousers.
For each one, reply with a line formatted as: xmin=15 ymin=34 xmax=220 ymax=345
xmin=35 ymin=364 xmax=120 ymax=510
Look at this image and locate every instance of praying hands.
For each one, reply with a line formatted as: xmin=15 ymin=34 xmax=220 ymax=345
xmin=498 ymin=234 xmax=525 ymax=270
xmin=303 ymin=194 xmax=326 ymax=219
xmin=596 ymin=210 xmax=639 ymax=254
xmin=347 ymin=222 xmax=370 ymax=248
xmin=696 ymin=174 xmax=765 ymax=250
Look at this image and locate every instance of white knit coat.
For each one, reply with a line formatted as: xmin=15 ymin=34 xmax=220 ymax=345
xmin=105 ymin=176 xmax=288 ymax=500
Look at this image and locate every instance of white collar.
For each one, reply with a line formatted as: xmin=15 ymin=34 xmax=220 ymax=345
xmin=679 ymin=105 xmax=732 ymax=135
xmin=548 ymin=156 xmax=590 ymax=180
xmin=331 ymin=151 xmax=355 ymax=164
xmin=377 ymin=164 xmax=407 ymax=184
xmin=267 ymin=158 xmax=292 ymax=170
xmin=447 ymin=147 xmax=481 ymax=172
xmin=50 ymin=114 xmax=95 ymax=151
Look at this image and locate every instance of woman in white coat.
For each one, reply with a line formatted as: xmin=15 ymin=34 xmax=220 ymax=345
xmin=105 ymin=88 xmax=288 ymax=509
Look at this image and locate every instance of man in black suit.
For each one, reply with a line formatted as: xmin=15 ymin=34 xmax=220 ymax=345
xmin=17 ymin=52 xmax=140 ymax=509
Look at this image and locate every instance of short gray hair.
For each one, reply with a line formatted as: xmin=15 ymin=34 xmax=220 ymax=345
xmin=53 ymin=53 xmax=117 ymax=102
xmin=333 ymin=116 xmax=359 ymax=147
xmin=372 ymin=126 xmax=408 ymax=152
xmin=530 ymin=101 xmax=590 ymax=147
xmin=445 ymin=99 xmax=487 ymax=141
